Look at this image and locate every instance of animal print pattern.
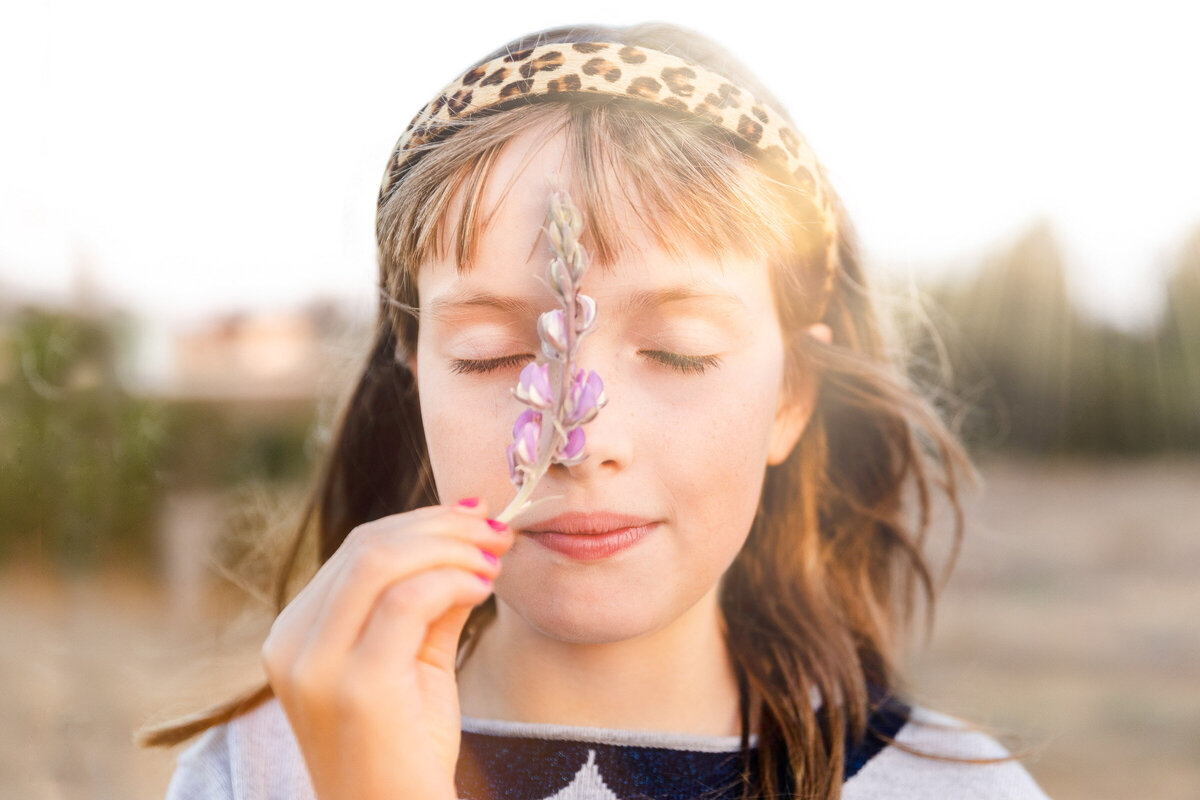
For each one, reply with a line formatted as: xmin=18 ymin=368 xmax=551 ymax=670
xmin=378 ymin=42 xmax=839 ymax=317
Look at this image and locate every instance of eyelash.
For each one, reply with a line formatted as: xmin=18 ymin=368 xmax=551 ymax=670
xmin=449 ymin=351 xmax=722 ymax=376
xmin=646 ymin=351 xmax=723 ymax=374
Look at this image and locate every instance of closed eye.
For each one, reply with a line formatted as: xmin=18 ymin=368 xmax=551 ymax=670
xmin=449 ymin=353 xmax=534 ymax=375
xmin=450 ymin=351 xmax=722 ymax=376
xmin=641 ymin=350 xmax=722 ymax=374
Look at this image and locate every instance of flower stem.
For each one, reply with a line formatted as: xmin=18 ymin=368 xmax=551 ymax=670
xmin=496 ymin=187 xmax=589 ymax=526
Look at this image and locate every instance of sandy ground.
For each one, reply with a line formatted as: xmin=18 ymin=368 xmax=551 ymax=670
xmin=908 ymin=456 xmax=1200 ymax=800
xmin=2 ymin=455 xmax=1197 ymax=800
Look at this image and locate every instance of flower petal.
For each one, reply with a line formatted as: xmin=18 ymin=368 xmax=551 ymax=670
xmin=513 ymin=408 xmax=540 ymax=439
xmin=575 ymin=294 xmax=597 ymax=334
xmin=515 ymin=361 xmax=554 ymax=409
xmin=537 ymin=309 xmax=568 ymax=356
xmin=515 ymin=419 xmax=540 ymax=464
xmin=555 ymin=426 xmax=586 ymax=465
xmin=586 ymin=370 xmax=607 ymax=408
xmin=563 ymin=367 xmax=607 ymax=426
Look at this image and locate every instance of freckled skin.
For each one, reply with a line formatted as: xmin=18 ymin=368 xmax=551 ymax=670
xmin=410 ymin=123 xmax=828 ymax=719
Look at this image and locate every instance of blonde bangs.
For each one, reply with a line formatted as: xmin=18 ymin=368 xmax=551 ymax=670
xmin=376 ymin=100 xmax=829 ymax=309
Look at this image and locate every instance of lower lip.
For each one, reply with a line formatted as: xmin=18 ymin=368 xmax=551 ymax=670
xmin=526 ymin=523 xmax=658 ymax=561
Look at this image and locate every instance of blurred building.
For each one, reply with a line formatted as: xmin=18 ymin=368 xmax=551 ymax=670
xmin=164 ymin=301 xmax=369 ymax=401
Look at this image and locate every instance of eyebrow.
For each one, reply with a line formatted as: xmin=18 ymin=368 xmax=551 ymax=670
xmin=427 ymin=285 xmax=749 ymax=323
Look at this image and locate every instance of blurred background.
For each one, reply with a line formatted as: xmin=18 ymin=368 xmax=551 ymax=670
xmin=2 ymin=1 xmax=1198 ymax=798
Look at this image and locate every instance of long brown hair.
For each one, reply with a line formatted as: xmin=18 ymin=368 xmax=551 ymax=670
xmin=141 ymin=22 xmax=980 ymax=800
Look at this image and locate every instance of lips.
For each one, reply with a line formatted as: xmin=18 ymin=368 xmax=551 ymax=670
xmin=522 ymin=511 xmax=659 ymax=536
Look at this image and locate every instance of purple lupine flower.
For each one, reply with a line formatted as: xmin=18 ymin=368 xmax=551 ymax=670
xmin=563 ymin=367 xmax=606 ymax=427
xmin=556 ymin=426 xmax=586 ymax=465
xmin=514 ymin=361 xmax=554 ymax=410
xmin=497 ymin=188 xmax=608 ymax=515
xmin=512 ymin=408 xmax=541 ymax=466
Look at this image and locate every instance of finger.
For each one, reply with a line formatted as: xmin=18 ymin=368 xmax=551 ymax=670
xmin=268 ymin=534 xmax=498 ymax=710
xmin=351 ymin=567 xmax=494 ymax=677
xmin=301 ymin=524 xmax=505 ymax=662
xmin=263 ymin=505 xmax=445 ymax=667
xmin=305 ymin=503 xmax=509 ymax=642
xmin=319 ymin=497 xmax=490 ymax=590
xmin=315 ymin=498 xmax=496 ymax=607
xmin=265 ymin=499 xmax=499 ymax=672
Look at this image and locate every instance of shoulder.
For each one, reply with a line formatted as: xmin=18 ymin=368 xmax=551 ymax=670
xmin=842 ymin=706 xmax=1051 ymax=800
xmin=166 ymin=697 xmax=316 ymax=800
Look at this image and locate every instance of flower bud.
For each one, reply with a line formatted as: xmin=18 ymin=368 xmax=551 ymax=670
xmin=567 ymin=243 xmax=588 ymax=282
xmin=548 ymin=257 xmax=573 ymax=300
xmin=537 ymin=309 xmax=568 ymax=358
xmin=575 ymin=294 xmax=597 ymax=335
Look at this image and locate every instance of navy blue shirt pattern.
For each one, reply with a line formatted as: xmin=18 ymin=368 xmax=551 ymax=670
xmin=454 ymin=692 xmax=910 ymax=800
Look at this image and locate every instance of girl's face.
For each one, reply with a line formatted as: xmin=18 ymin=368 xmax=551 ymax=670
xmin=410 ymin=124 xmax=828 ymax=644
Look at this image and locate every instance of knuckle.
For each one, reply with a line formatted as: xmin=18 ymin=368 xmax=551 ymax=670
xmin=288 ymin=655 xmax=328 ymax=701
xmin=260 ymin=634 xmax=280 ymax=670
xmin=344 ymin=521 xmax=373 ymax=545
xmin=260 ymin=625 xmax=291 ymax=680
xmin=260 ymin=645 xmax=280 ymax=683
xmin=346 ymin=545 xmax=389 ymax=585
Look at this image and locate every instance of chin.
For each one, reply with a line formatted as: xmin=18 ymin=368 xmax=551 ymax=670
xmin=497 ymin=584 xmax=667 ymax=645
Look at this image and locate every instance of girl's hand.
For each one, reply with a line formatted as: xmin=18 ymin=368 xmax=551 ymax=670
xmin=260 ymin=498 xmax=511 ymax=800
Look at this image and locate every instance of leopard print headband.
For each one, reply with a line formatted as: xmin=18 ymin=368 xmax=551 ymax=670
xmin=379 ymin=41 xmax=839 ymax=320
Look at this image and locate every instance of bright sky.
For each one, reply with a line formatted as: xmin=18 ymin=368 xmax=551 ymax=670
xmin=3 ymin=0 xmax=1198 ymax=333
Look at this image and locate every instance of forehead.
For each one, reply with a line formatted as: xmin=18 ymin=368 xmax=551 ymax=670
xmin=415 ymin=123 xmax=774 ymax=321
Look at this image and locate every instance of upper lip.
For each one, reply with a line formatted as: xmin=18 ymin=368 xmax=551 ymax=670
xmin=522 ymin=511 xmax=660 ymax=536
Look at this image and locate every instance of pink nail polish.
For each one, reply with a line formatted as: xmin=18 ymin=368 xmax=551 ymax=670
xmin=457 ymin=497 xmax=480 ymax=508
xmin=481 ymin=550 xmax=499 ymax=565
xmin=487 ymin=518 xmax=508 ymax=532
xmin=476 ymin=574 xmax=493 ymax=586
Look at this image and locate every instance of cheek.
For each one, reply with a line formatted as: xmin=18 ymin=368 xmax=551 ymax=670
xmin=660 ymin=349 xmax=784 ymax=465
xmin=650 ymin=348 xmax=785 ymax=533
xmin=418 ymin=370 xmax=525 ymax=498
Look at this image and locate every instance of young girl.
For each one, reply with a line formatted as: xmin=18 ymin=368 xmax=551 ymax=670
xmin=150 ymin=22 xmax=1050 ymax=800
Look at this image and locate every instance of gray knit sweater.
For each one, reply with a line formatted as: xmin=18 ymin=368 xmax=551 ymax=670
xmin=165 ymin=697 xmax=1050 ymax=799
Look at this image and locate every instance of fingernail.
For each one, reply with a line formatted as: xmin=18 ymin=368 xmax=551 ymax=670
xmin=481 ymin=550 xmax=499 ymax=565
xmin=476 ymin=574 xmax=493 ymax=586
xmin=457 ymin=497 xmax=480 ymax=508
xmin=487 ymin=519 xmax=508 ymax=532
